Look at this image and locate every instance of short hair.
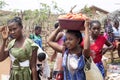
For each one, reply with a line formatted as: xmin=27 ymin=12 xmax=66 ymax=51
xmin=90 ymin=20 xmax=101 ymax=29
xmin=38 ymin=52 xmax=46 ymax=61
xmin=54 ymin=21 xmax=59 ymax=29
xmin=7 ymin=16 xmax=23 ymax=28
xmin=35 ymin=25 xmax=41 ymax=30
xmin=66 ymin=30 xmax=83 ymax=44
xmin=113 ymin=19 xmax=119 ymax=25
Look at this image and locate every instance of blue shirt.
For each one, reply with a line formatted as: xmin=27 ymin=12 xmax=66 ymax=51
xmin=29 ymin=34 xmax=42 ymax=48
xmin=62 ymin=49 xmax=86 ymax=80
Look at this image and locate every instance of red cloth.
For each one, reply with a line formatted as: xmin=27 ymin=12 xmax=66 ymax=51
xmin=81 ymin=35 xmax=106 ymax=63
xmin=56 ymin=72 xmax=64 ymax=80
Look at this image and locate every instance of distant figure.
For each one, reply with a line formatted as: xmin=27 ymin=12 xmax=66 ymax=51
xmin=104 ymin=18 xmax=114 ymax=43
xmin=112 ymin=20 xmax=120 ymax=57
xmin=29 ymin=25 xmax=42 ymax=48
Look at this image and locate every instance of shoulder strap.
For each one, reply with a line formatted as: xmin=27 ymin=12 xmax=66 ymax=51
xmin=84 ymin=56 xmax=91 ymax=70
xmin=65 ymin=49 xmax=69 ymax=80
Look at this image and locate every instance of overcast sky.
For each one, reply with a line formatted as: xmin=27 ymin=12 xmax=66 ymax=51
xmin=3 ymin=0 xmax=120 ymax=13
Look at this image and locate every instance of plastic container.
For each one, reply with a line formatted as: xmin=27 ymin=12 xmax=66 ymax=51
xmin=59 ymin=19 xmax=85 ymax=30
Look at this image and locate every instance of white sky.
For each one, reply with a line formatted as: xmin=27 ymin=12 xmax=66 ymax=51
xmin=3 ymin=0 xmax=120 ymax=13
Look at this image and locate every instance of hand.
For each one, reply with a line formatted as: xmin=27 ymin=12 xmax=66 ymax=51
xmin=1 ymin=26 xmax=9 ymax=40
xmin=57 ymin=26 xmax=63 ymax=31
xmin=84 ymin=18 xmax=90 ymax=28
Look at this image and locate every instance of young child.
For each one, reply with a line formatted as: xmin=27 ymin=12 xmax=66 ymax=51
xmin=47 ymin=19 xmax=90 ymax=80
xmin=37 ymin=47 xmax=51 ymax=80
xmin=29 ymin=26 xmax=42 ymax=48
xmin=50 ymin=21 xmax=65 ymax=80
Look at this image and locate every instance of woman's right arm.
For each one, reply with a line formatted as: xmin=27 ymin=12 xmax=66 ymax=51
xmin=0 ymin=26 xmax=9 ymax=61
xmin=47 ymin=27 xmax=64 ymax=53
xmin=0 ymin=40 xmax=9 ymax=61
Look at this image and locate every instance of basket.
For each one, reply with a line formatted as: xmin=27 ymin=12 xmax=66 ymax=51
xmin=59 ymin=19 xmax=85 ymax=30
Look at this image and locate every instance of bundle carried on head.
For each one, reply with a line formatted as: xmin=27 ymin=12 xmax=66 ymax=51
xmin=58 ymin=13 xmax=88 ymax=31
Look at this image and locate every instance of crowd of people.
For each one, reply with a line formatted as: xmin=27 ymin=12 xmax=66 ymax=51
xmin=0 ymin=16 xmax=120 ymax=80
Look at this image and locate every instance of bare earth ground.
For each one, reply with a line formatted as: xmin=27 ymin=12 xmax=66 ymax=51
xmin=103 ymin=50 xmax=120 ymax=80
xmin=0 ymin=58 xmax=10 ymax=80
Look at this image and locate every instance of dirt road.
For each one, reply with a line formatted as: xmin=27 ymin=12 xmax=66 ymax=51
xmin=0 ymin=58 xmax=10 ymax=80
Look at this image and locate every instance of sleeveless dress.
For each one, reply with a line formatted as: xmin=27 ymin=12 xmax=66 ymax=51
xmin=8 ymin=38 xmax=38 ymax=80
xmin=62 ymin=49 xmax=86 ymax=80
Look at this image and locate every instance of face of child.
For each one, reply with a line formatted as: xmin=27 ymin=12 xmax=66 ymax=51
xmin=65 ymin=33 xmax=80 ymax=50
xmin=114 ymin=21 xmax=119 ymax=28
xmin=90 ymin=23 xmax=101 ymax=37
xmin=8 ymin=22 xmax=22 ymax=39
xmin=35 ymin=28 xmax=41 ymax=35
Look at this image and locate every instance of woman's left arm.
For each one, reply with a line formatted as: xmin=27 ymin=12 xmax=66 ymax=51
xmin=83 ymin=19 xmax=90 ymax=58
xmin=30 ymin=47 xmax=38 ymax=80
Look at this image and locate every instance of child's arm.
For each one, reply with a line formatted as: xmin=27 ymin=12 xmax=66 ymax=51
xmin=83 ymin=19 xmax=90 ymax=58
xmin=47 ymin=27 xmax=64 ymax=53
xmin=50 ymin=32 xmax=64 ymax=61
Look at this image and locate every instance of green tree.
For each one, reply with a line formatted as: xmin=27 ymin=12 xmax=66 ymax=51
xmin=51 ymin=1 xmax=65 ymax=14
xmin=0 ymin=0 xmax=7 ymax=9
xmin=21 ymin=1 xmax=65 ymax=30
xmin=39 ymin=3 xmax=51 ymax=22
xmin=80 ymin=5 xmax=92 ymax=17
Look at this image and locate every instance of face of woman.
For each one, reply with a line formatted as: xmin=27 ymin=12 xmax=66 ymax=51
xmin=8 ymin=22 xmax=22 ymax=39
xmin=65 ymin=33 xmax=80 ymax=50
xmin=90 ymin=23 xmax=101 ymax=37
